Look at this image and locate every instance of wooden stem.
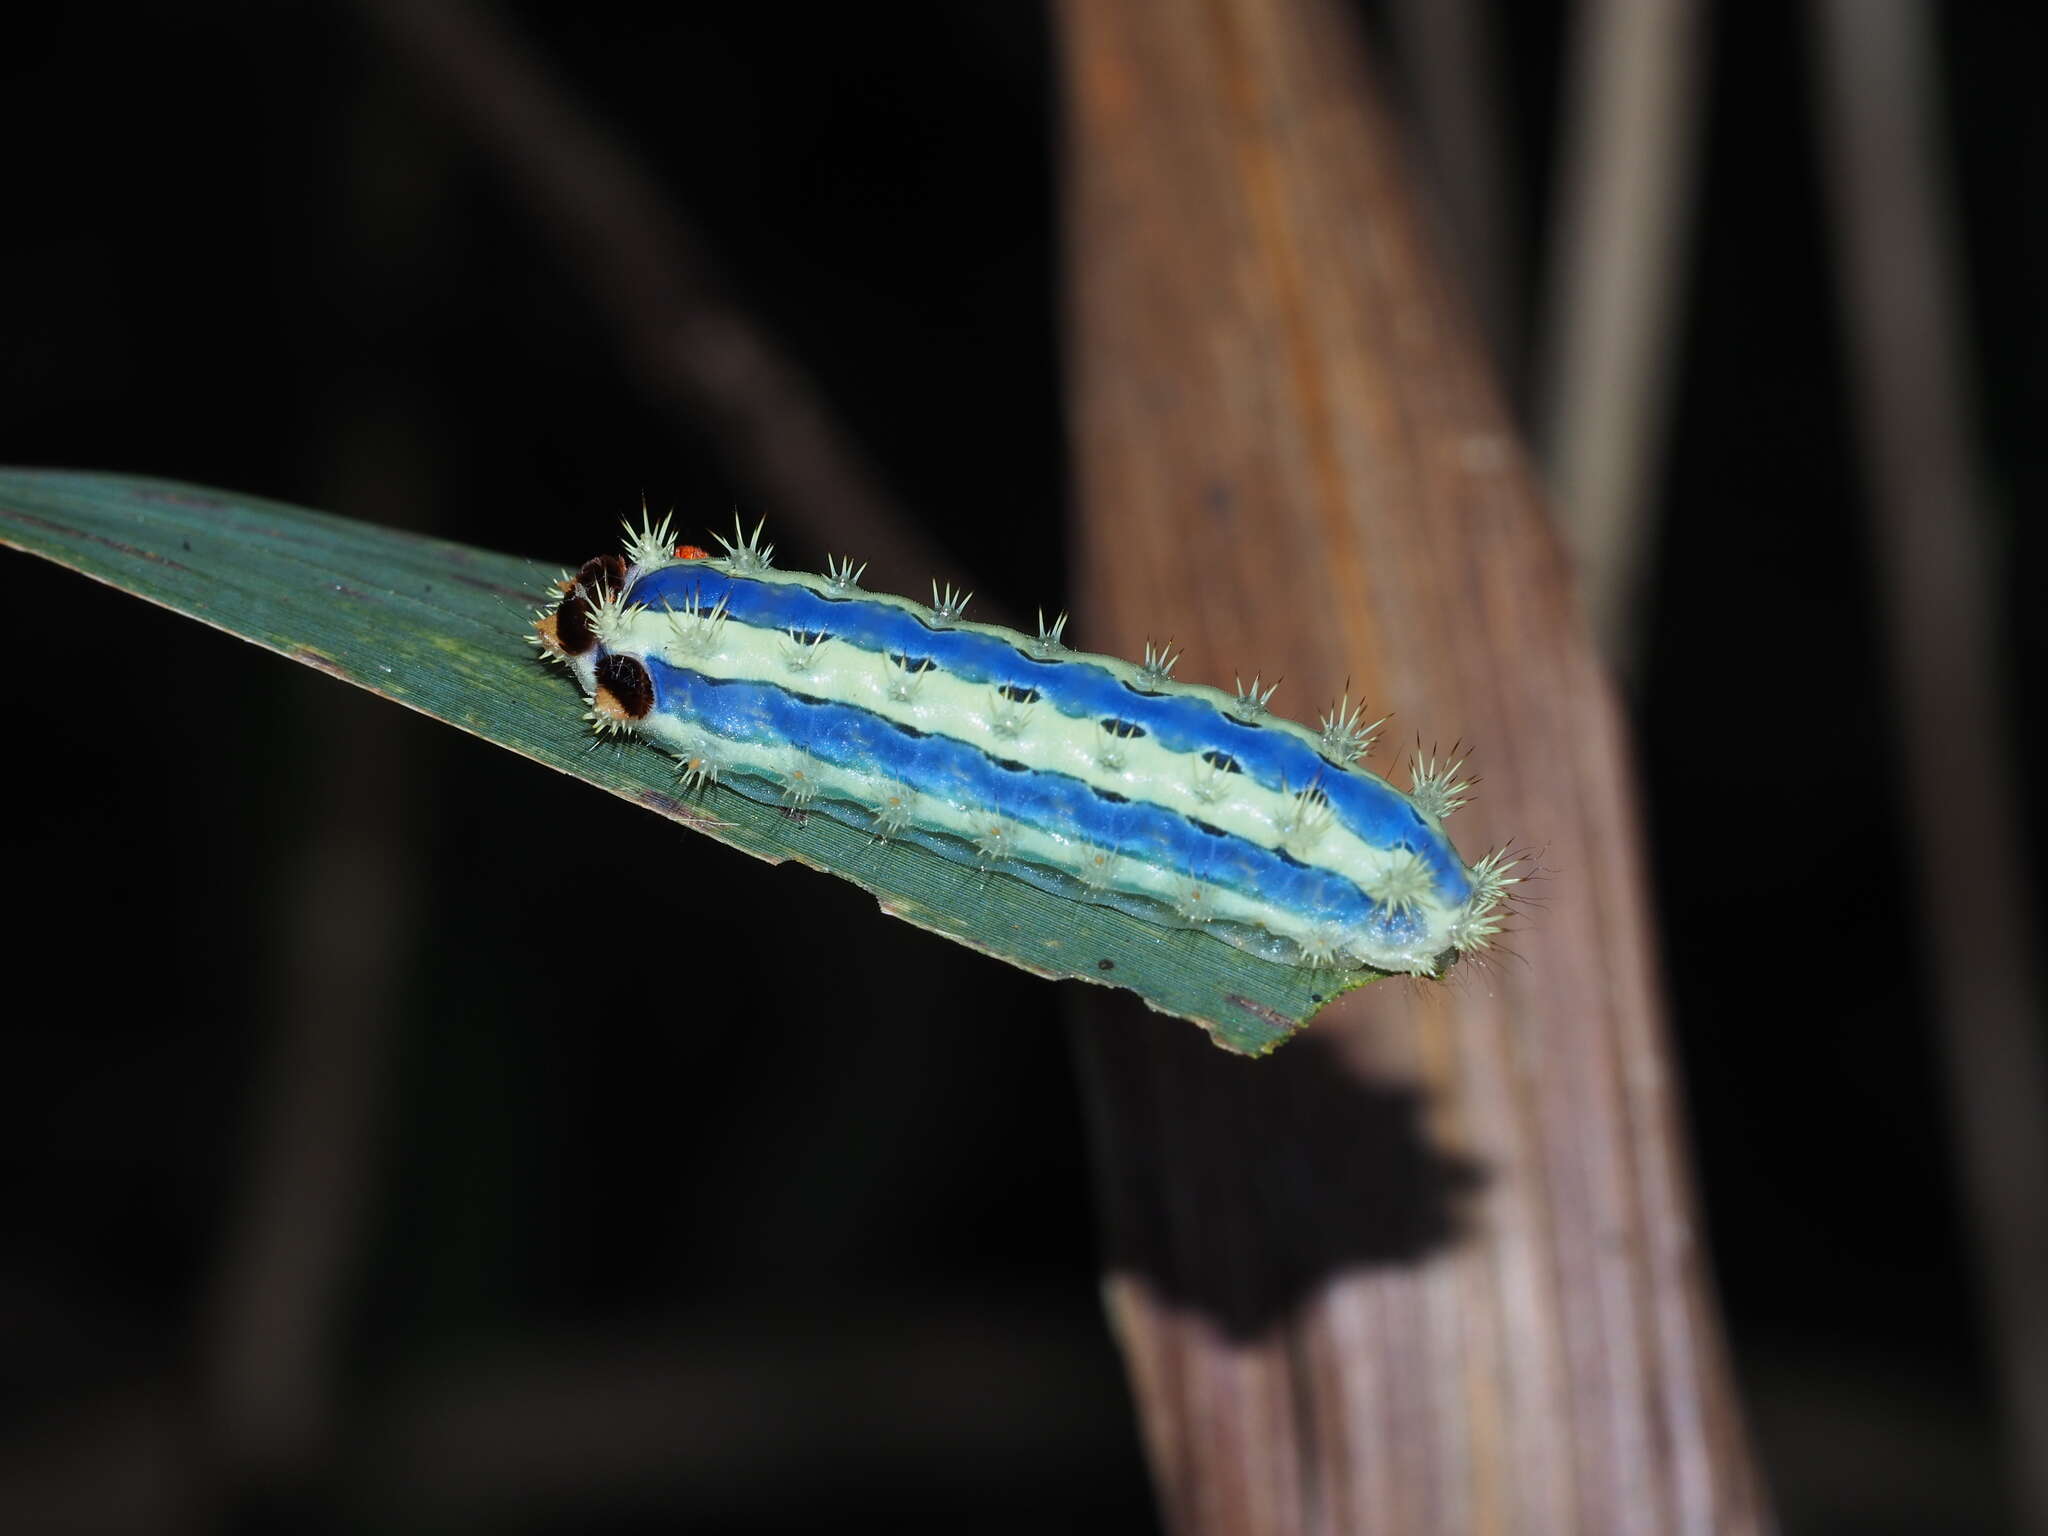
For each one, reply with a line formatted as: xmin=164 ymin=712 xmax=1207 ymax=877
xmin=1058 ymin=1 xmax=1766 ymax=1529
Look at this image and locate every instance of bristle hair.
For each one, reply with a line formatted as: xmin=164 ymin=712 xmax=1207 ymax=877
xmin=622 ymin=502 xmax=677 ymax=570
xmin=1138 ymin=639 xmax=1182 ymax=685
xmin=1231 ymin=674 xmax=1280 ymax=719
xmin=1317 ymin=694 xmax=1386 ymax=763
xmin=713 ymin=514 xmax=775 ymax=573
xmin=1408 ymin=745 xmax=1476 ymax=820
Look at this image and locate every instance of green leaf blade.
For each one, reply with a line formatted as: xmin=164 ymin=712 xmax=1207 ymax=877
xmin=0 ymin=469 xmax=1369 ymax=1050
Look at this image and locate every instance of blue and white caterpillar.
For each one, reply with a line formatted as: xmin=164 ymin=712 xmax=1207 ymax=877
xmin=533 ymin=515 xmax=1518 ymax=976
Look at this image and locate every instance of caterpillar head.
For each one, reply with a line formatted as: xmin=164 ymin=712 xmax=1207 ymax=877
xmin=532 ymin=550 xmax=652 ymax=727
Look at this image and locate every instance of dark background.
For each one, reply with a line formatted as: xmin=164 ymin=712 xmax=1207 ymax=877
xmin=0 ymin=3 xmax=2038 ymax=1532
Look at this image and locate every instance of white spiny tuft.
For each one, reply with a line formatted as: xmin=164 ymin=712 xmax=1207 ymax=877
xmin=1188 ymin=755 xmax=1230 ymax=805
xmin=586 ymin=584 xmax=636 ymax=645
xmin=781 ymin=755 xmax=820 ymax=808
xmin=1030 ymin=608 xmax=1070 ymax=657
xmin=1316 ymin=694 xmax=1386 ymax=763
xmin=1275 ymin=781 xmax=1335 ymax=853
xmin=824 ymin=554 xmax=867 ymax=593
xmin=781 ymin=626 xmax=830 ymax=673
xmin=1448 ymin=901 xmax=1508 ymax=955
xmin=884 ymin=652 xmax=936 ymax=703
xmin=663 ymin=589 xmax=730 ymax=656
xmin=1231 ymin=674 xmax=1279 ymax=720
xmin=1078 ymin=845 xmax=1121 ymax=890
xmin=673 ymin=731 xmax=726 ymax=791
xmin=713 ymin=514 xmax=775 ymax=572
xmin=973 ymin=817 xmax=1016 ymax=864
xmin=1138 ymin=639 xmax=1182 ymax=686
xmin=988 ymin=685 xmax=1034 ymax=739
xmin=1174 ymin=881 xmax=1218 ymax=924
xmin=1468 ymin=846 xmax=1526 ymax=914
xmin=584 ymin=703 xmax=633 ymax=738
xmin=622 ymin=502 xmax=677 ymax=570
xmin=1408 ymin=746 xmax=1475 ymax=820
xmin=1096 ymin=718 xmax=1141 ymax=772
xmin=1445 ymin=845 xmax=1533 ymax=956
xmin=1369 ymin=849 xmax=1434 ymax=916
xmin=1298 ymin=922 xmax=1345 ymax=969
xmin=930 ymin=581 xmax=972 ymax=624
xmin=873 ymin=785 xmax=917 ymax=838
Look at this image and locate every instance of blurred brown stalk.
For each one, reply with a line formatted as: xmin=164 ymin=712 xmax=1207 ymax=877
xmin=1814 ymin=0 xmax=2048 ymax=1526
xmin=1059 ymin=0 xmax=1766 ymax=1530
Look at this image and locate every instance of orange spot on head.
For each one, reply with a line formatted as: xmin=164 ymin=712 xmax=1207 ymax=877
xmin=675 ymin=543 xmax=711 ymax=560
xmin=533 ymin=611 xmax=564 ymax=653
xmin=591 ymin=684 xmax=632 ymax=723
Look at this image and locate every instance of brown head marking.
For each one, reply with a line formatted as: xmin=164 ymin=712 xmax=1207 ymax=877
xmin=554 ymin=590 xmax=597 ymax=654
xmin=593 ymin=652 xmax=654 ymax=721
xmin=579 ymin=553 xmax=628 ymax=596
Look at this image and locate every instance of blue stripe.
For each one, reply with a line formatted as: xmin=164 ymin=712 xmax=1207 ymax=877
xmin=640 ymin=659 xmax=1412 ymax=934
xmin=628 ymin=565 xmax=1470 ymax=903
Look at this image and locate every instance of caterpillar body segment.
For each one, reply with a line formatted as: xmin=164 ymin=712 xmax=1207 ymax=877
xmin=535 ymin=520 xmax=1517 ymax=977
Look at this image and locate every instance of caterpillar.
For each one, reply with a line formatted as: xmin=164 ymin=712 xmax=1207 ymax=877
xmin=531 ymin=514 xmax=1517 ymax=976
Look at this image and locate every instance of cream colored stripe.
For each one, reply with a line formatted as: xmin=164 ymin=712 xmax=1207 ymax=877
xmin=632 ymin=702 xmax=1324 ymax=948
xmin=639 ymin=556 xmax=1335 ymax=755
xmin=607 ymin=602 xmax=1457 ymax=932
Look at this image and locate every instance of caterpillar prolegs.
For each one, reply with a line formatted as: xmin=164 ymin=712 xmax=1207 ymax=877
xmin=532 ymin=516 xmax=1519 ymax=977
